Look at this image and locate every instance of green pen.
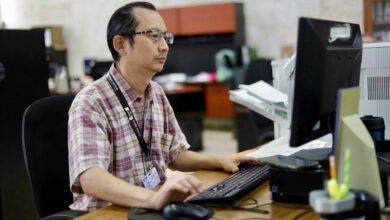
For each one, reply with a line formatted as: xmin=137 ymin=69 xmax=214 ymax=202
xmin=340 ymin=149 xmax=351 ymax=199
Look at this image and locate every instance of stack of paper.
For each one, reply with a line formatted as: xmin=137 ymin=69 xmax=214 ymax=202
xmin=247 ymin=134 xmax=332 ymax=159
xmin=229 ymin=80 xmax=288 ymax=126
xmin=239 ymin=81 xmax=287 ymax=107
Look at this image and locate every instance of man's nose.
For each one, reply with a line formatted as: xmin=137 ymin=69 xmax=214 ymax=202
xmin=159 ymin=38 xmax=169 ymax=52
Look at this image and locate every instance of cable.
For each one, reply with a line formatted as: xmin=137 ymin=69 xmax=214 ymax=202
xmin=237 ymin=217 xmax=270 ymax=220
xmin=209 ymin=197 xmax=273 ymax=220
xmin=204 ymin=198 xmax=269 ymax=215
xmin=212 ymin=216 xmax=269 ymax=220
xmin=253 ymin=202 xmax=273 ymax=209
xmin=377 ymin=155 xmax=390 ymax=166
xmin=239 ymin=197 xmax=258 ymax=206
xmin=205 ymin=204 xmax=269 ymax=215
xmin=292 ymin=209 xmax=312 ymax=220
xmin=274 ymin=202 xmax=311 ymax=210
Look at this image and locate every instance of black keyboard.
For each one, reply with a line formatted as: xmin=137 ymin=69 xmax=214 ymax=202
xmin=188 ymin=165 xmax=270 ymax=205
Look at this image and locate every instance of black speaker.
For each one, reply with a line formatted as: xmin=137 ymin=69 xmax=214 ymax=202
xmin=0 ymin=29 xmax=49 ymax=219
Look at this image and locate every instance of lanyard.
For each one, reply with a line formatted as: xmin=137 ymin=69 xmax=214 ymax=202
xmin=107 ymin=74 xmax=151 ymax=158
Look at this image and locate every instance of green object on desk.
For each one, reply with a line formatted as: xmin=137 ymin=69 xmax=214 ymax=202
xmin=327 ymin=149 xmax=351 ymax=200
xmin=343 ymin=149 xmax=351 ymax=197
xmin=327 ymin=179 xmax=338 ymax=199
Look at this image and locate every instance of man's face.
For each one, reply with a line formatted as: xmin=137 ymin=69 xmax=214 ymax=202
xmin=122 ymin=7 xmax=169 ymax=74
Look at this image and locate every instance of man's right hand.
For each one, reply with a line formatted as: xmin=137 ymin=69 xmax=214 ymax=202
xmin=148 ymin=174 xmax=203 ymax=210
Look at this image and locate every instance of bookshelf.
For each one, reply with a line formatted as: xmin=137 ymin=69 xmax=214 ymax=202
xmin=364 ymin=0 xmax=390 ymax=41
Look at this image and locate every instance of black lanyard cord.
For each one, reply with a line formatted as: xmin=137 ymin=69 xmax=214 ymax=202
xmin=107 ymin=74 xmax=151 ymax=158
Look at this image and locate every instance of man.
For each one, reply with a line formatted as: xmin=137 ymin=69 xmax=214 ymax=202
xmin=68 ymin=2 xmax=256 ymax=211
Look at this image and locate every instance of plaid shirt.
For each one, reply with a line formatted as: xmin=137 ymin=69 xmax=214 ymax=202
xmin=68 ymin=64 xmax=189 ymax=211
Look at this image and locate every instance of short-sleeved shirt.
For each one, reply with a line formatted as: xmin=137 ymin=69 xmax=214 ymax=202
xmin=68 ymin=64 xmax=190 ymax=211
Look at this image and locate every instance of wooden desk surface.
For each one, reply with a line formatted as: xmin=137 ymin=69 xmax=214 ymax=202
xmin=76 ymin=169 xmax=319 ymax=220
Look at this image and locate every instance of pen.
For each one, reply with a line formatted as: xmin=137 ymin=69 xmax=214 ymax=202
xmin=329 ymin=155 xmax=337 ymax=181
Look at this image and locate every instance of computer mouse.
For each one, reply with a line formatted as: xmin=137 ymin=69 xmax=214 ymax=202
xmin=163 ymin=202 xmax=214 ymax=220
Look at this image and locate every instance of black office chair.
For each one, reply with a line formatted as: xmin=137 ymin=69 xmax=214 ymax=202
xmin=21 ymin=95 xmax=87 ymax=220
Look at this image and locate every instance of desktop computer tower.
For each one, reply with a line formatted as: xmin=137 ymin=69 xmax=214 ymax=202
xmin=0 ymin=29 xmax=49 ymax=219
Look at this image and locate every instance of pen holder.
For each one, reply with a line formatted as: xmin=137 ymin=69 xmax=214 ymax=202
xmin=309 ymin=190 xmax=359 ymax=219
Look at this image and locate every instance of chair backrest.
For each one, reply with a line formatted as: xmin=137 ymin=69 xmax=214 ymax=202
xmin=22 ymin=95 xmax=75 ymax=218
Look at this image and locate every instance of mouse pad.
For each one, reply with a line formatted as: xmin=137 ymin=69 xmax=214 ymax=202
xmin=128 ymin=208 xmax=165 ymax=220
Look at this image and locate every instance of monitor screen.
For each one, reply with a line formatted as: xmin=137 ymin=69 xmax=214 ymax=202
xmin=289 ymin=17 xmax=362 ymax=147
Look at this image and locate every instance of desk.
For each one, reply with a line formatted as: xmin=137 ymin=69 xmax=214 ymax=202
xmin=164 ymin=84 xmax=203 ymax=95
xmin=76 ymin=169 xmax=319 ymax=220
xmin=164 ymin=83 xmax=233 ymax=118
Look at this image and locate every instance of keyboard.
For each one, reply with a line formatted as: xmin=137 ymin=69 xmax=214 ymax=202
xmin=188 ymin=165 xmax=270 ymax=205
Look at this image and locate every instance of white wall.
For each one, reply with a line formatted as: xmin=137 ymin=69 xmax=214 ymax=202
xmin=0 ymin=0 xmax=363 ymax=77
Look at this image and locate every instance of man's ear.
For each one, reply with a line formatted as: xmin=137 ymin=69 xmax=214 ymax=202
xmin=113 ymin=35 xmax=127 ymax=57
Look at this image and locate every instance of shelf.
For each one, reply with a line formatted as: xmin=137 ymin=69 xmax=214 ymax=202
xmin=158 ymin=3 xmax=242 ymax=36
xmin=364 ymin=0 xmax=390 ymax=35
xmin=373 ymin=21 xmax=390 ymax=26
xmin=371 ymin=0 xmax=390 ymax=2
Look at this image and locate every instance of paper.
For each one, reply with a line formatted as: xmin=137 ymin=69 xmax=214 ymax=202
xmin=248 ymin=134 xmax=332 ymax=159
xmin=229 ymin=90 xmax=288 ymax=125
xmin=239 ymin=81 xmax=288 ymax=106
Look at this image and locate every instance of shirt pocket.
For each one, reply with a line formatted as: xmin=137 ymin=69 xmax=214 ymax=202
xmin=160 ymin=133 xmax=174 ymax=164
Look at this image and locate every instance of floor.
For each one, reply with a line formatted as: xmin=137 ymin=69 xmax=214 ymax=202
xmin=167 ymin=129 xmax=237 ymax=177
xmin=198 ymin=129 xmax=237 ymax=156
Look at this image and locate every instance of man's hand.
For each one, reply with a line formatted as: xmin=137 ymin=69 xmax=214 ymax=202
xmin=218 ymin=156 xmax=258 ymax=173
xmin=148 ymin=174 xmax=203 ymax=210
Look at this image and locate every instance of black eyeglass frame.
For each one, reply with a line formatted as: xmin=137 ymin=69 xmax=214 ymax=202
xmin=130 ymin=28 xmax=174 ymax=45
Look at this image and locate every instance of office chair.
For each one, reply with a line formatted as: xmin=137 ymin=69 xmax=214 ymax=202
xmin=21 ymin=95 xmax=87 ymax=220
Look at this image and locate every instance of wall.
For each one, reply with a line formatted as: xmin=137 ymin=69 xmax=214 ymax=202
xmin=0 ymin=0 xmax=363 ymax=78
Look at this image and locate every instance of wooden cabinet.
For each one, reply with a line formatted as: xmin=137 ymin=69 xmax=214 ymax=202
xmin=158 ymin=8 xmax=180 ymax=35
xmin=179 ymin=3 xmax=236 ymax=35
xmin=205 ymin=83 xmax=233 ymax=118
xmin=364 ymin=0 xmax=390 ymax=41
xmin=158 ymin=3 xmax=242 ymax=36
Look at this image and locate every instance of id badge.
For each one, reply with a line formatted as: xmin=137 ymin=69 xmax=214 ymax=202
xmin=142 ymin=167 xmax=161 ymax=189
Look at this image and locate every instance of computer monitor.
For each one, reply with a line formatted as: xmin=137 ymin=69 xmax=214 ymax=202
xmin=290 ymin=17 xmax=363 ymax=147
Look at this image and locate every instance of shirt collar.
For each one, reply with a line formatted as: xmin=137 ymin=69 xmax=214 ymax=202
xmin=108 ymin=63 xmax=154 ymax=105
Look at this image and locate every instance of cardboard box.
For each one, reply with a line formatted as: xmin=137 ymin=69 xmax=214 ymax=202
xmin=51 ymin=26 xmax=66 ymax=50
xmin=32 ymin=25 xmax=67 ymax=50
xmin=280 ymin=44 xmax=295 ymax=58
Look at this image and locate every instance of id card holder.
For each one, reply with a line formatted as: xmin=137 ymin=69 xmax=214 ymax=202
xmin=142 ymin=167 xmax=161 ymax=189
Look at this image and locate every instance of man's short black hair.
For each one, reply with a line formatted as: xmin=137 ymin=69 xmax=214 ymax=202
xmin=107 ymin=2 xmax=157 ymax=62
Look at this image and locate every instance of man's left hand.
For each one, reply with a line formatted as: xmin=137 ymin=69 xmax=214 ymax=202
xmin=218 ymin=156 xmax=258 ymax=173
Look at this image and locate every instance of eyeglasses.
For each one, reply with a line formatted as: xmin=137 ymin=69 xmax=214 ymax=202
xmin=132 ymin=28 xmax=174 ymax=45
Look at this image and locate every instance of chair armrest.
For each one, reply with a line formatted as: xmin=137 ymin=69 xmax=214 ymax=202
xmin=41 ymin=210 xmax=88 ymax=220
